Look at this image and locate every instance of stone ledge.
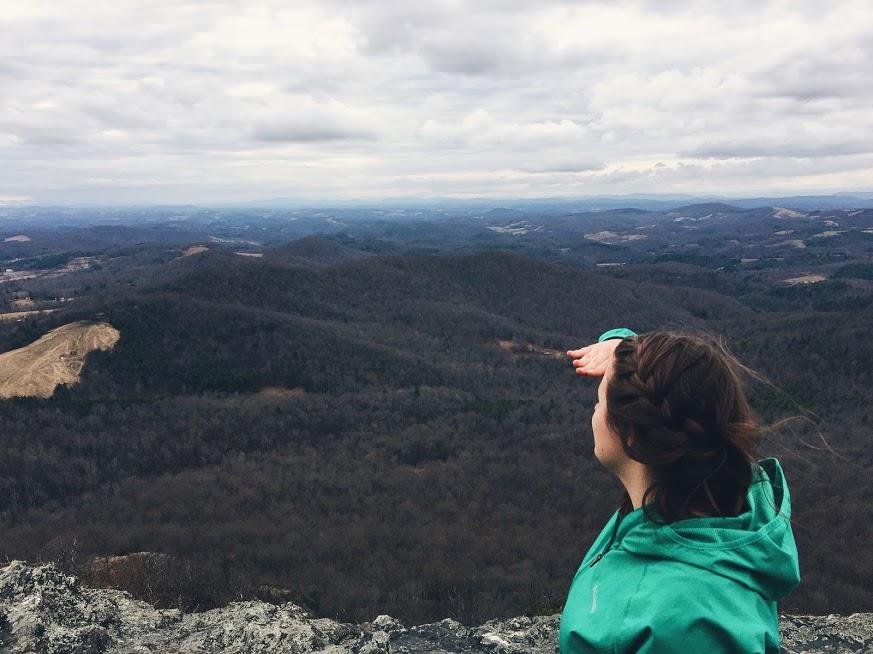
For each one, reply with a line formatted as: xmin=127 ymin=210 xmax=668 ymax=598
xmin=1 ymin=560 xmax=870 ymax=653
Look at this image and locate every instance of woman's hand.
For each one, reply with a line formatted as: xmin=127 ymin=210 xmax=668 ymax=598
xmin=566 ymin=338 xmax=621 ymax=377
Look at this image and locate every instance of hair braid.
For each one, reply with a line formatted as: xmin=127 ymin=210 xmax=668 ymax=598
xmin=605 ymin=331 xmax=758 ymax=523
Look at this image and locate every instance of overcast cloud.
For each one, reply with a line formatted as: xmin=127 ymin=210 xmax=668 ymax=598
xmin=1 ymin=0 xmax=872 ymax=203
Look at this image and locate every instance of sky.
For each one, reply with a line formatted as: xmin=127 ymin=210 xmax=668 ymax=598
xmin=1 ymin=0 xmax=873 ymax=205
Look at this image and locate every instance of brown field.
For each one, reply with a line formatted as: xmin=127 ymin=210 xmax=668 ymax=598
xmin=0 ymin=309 xmax=56 ymax=323
xmin=0 ymin=270 xmax=39 ymax=284
xmin=9 ymin=297 xmax=36 ymax=310
xmin=256 ymin=386 xmax=306 ymax=398
xmin=783 ymin=274 xmax=826 ymax=286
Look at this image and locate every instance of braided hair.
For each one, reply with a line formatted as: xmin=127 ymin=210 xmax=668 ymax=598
xmin=605 ymin=331 xmax=760 ymax=524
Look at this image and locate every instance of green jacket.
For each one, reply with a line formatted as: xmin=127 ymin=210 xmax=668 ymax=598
xmin=559 ymin=329 xmax=801 ymax=653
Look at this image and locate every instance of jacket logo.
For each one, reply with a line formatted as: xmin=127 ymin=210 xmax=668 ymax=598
xmin=590 ymin=584 xmax=598 ymax=613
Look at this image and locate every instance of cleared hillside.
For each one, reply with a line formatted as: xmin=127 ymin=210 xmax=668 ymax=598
xmin=0 ymin=321 xmax=120 ymax=398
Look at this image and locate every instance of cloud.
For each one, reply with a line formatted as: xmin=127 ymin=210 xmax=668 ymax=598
xmin=251 ymin=98 xmax=380 ymax=143
xmin=0 ymin=195 xmax=32 ymax=205
xmin=416 ymin=110 xmax=594 ymax=153
xmin=686 ymin=140 xmax=873 ymax=159
xmin=1 ymin=0 xmax=872 ymax=202
xmin=252 ymin=122 xmax=372 ymax=143
xmin=518 ymin=159 xmax=604 ymax=174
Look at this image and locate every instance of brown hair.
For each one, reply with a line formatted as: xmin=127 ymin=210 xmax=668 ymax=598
xmin=605 ymin=331 xmax=762 ymax=524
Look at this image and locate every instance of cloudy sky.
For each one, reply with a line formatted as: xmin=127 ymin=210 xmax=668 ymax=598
xmin=2 ymin=0 xmax=873 ymax=204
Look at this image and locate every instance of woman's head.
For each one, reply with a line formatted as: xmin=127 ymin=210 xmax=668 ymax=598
xmin=599 ymin=331 xmax=760 ymax=523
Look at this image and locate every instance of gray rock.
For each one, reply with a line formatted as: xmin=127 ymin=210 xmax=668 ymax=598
xmin=0 ymin=560 xmax=870 ymax=653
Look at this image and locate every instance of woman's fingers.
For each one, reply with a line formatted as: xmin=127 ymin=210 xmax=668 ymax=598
xmin=566 ymin=345 xmax=590 ymax=358
xmin=576 ymin=364 xmax=604 ymax=377
xmin=574 ymin=352 xmax=604 ymax=367
xmin=573 ymin=353 xmax=609 ymax=375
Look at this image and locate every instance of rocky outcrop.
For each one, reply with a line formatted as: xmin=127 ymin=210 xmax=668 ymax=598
xmin=1 ymin=560 xmax=870 ymax=653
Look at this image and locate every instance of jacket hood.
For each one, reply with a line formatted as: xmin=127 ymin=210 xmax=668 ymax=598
xmin=611 ymin=456 xmax=801 ymax=602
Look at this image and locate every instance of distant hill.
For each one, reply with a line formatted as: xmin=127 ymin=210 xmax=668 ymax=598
xmin=264 ymin=235 xmax=375 ymax=267
xmin=3 ymin=249 xmax=754 ymax=398
xmin=670 ymin=202 xmax=744 ymax=216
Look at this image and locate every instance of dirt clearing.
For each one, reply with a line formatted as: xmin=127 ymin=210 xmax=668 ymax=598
xmin=0 ymin=321 xmax=120 ymax=398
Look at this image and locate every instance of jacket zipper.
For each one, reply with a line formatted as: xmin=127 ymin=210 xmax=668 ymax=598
xmin=589 ymin=511 xmax=624 ymax=567
xmin=588 ymin=551 xmax=606 ymax=567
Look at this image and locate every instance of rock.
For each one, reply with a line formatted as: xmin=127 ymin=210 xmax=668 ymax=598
xmin=779 ymin=613 xmax=873 ymax=654
xmin=0 ymin=560 xmax=870 ymax=653
xmin=474 ymin=615 xmax=558 ymax=654
xmin=371 ymin=615 xmax=406 ymax=634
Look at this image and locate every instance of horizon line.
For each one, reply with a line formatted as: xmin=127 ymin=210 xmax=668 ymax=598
xmin=4 ymin=190 xmax=873 ymax=210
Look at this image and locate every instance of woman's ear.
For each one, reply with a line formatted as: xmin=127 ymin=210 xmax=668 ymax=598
xmin=624 ymin=428 xmax=639 ymax=452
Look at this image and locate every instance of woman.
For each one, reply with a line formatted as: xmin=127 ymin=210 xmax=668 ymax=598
xmin=558 ymin=327 xmax=801 ymax=654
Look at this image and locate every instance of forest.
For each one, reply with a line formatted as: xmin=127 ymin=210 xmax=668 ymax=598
xmin=0 ymin=205 xmax=871 ymax=625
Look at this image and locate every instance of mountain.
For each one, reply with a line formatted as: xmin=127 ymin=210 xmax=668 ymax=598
xmin=668 ymin=202 xmax=744 ymax=215
xmin=264 ymin=234 xmax=375 ymax=267
xmin=59 ymin=250 xmax=753 ymax=396
xmin=1 ymin=214 xmax=871 ymax=626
